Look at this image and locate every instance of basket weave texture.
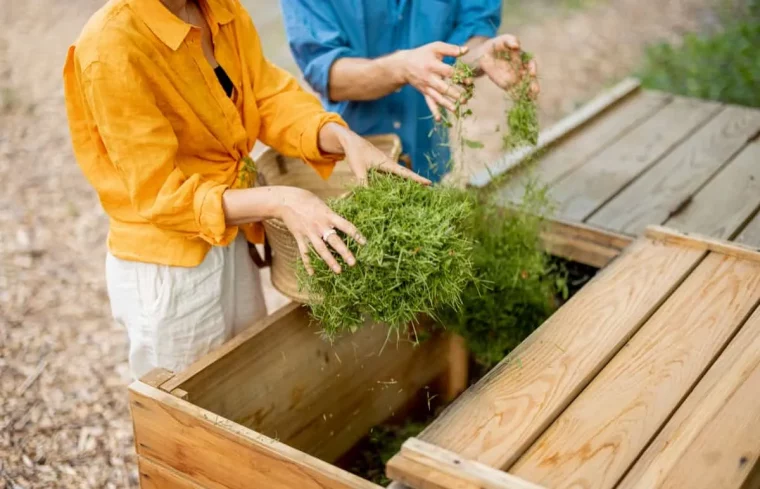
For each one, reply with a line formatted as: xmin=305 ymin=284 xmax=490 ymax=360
xmin=258 ymin=134 xmax=402 ymax=302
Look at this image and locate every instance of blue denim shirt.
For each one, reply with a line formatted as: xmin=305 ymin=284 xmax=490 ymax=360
xmin=279 ymin=0 xmax=501 ymax=181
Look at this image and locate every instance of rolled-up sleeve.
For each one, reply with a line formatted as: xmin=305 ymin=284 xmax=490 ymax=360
xmin=238 ymin=4 xmax=347 ymax=179
xmin=446 ymin=0 xmax=502 ymax=47
xmin=81 ymin=59 xmax=236 ymax=246
xmin=279 ymin=0 xmax=356 ymax=102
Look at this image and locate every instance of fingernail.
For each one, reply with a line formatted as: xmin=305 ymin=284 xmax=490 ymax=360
xmin=348 ymin=258 xmax=356 ymax=266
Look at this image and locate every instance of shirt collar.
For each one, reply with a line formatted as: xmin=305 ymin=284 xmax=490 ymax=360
xmin=129 ymin=0 xmax=234 ymax=51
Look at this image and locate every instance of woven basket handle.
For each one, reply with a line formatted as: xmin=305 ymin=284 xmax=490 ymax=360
xmin=248 ymin=239 xmax=273 ymax=268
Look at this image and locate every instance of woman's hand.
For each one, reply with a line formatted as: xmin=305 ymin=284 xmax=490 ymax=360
xmin=474 ymin=34 xmax=539 ymax=97
xmin=275 ymin=187 xmax=366 ymax=275
xmin=319 ymin=123 xmax=431 ymax=186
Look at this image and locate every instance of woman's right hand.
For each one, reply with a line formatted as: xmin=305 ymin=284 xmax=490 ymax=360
xmin=276 ymin=187 xmax=365 ymax=275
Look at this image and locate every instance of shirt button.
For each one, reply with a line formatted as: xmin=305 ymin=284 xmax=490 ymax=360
xmin=393 ymin=121 xmax=402 ymax=129
xmin=398 ymin=14 xmax=403 ymax=21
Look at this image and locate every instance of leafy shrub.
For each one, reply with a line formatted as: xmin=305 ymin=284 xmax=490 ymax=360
xmin=639 ymin=1 xmax=760 ymax=107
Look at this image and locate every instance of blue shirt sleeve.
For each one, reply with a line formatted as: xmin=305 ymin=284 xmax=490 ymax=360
xmin=446 ymin=0 xmax=502 ymax=47
xmin=279 ymin=0 xmax=356 ymax=102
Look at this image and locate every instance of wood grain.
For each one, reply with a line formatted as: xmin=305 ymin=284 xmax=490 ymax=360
xmin=619 ymin=305 xmax=760 ymax=489
xmin=736 ymin=211 xmax=760 ymax=249
xmin=540 ymin=218 xmax=633 ymax=268
xmin=588 ymin=105 xmax=760 ymax=235
xmin=550 ymin=97 xmax=721 ymax=221
xmin=170 ymin=305 xmax=453 ymax=463
xmin=387 ymin=438 xmax=547 ymax=489
xmin=645 ymin=226 xmax=760 ymax=263
xmin=663 ymin=142 xmax=760 ymax=240
xmin=139 ymin=456 xmax=209 ymax=489
xmin=418 ymin=238 xmax=704 ymax=469
xmin=130 ymin=382 xmax=381 ymax=489
xmin=511 ymin=253 xmax=760 ymax=489
xmin=470 ymin=78 xmax=643 ymax=188
xmin=493 ymin=91 xmax=671 ymax=205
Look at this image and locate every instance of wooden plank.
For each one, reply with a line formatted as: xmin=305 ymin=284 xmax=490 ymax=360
xmin=167 ymin=304 xmax=453 ymax=463
xmin=736 ymin=211 xmax=760 ymax=249
xmin=470 ymin=78 xmax=643 ymax=188
xmin=619 ymin=305 xmax=760 ymax=489
xmin=588 ymin=105 xmax=760 ymax=234
xmin=664 ymin=142 xmax=760 ymax=240
xmin=550 ymin=97 xmax=721 ymax=222
xmin=130 ymin=382 xmax=381 ymax=489
xmin=658 ymin=357 xmax=760 ymax=489
xmin=140 ymin=368 xmax=176 ymax=389
xmin=493 ymin=91 xmax=672 ymax=205
xmin=438 ymin=334 xmax=470 ymax=401
xmin=540 ymin=217 xmax=633 ymax=268
xmin=417 ymin=238 xmax=704 ymax=469
xmin=387 ymin=438 xmax=546 ymax=489
xmin=139 ymin=456 xmax=209 ymax=489
xmin=645 ymin=225 xmax=760 ymax=263
xmin=511 ymin=253 xmax=760 ymax=489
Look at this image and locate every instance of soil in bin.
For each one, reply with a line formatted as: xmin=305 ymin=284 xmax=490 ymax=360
xmin=336 ymin=256 xmax=598 ymax=485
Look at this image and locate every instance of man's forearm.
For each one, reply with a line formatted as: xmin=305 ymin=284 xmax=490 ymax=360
xmin=328 ymin=53 xmax=407 ymax=102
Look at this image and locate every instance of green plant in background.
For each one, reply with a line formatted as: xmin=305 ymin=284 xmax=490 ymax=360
xmin=297 ymin=172 xmax=476 ymax=340
xmin=639 ymin=0 xmax=760 ymax=107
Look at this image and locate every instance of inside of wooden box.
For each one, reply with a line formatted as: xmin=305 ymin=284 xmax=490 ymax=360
xmin=168 ymin=304 xmax=457 ymax=465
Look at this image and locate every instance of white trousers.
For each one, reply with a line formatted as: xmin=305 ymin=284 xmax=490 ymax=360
xmin=106 ymin=235 xmax=267 ymax=380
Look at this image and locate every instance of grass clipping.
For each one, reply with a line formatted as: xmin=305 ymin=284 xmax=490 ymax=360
xmin=297 ymin=172 xmax=476 ymax=340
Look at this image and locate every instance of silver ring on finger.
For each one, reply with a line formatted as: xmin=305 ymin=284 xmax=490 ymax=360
xmin=322 ymin=228 xmax=337 ymax=242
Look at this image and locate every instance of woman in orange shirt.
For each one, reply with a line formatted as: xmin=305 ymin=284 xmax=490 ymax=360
xmin=63 ymin=0 xmax=430 ymax=379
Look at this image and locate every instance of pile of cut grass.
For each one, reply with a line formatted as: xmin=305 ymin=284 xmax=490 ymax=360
xmin=297 ymin=171 xmax=476 ymax=340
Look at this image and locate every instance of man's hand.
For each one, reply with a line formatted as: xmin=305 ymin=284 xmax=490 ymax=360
xmin=473 ymin=34 xmax=539 ymax=97
xmin=391 ymin=42 xmax=470 ymax=121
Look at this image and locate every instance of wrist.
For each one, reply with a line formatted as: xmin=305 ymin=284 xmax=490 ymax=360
xmin=385 ymin=50 xmax=410 ymax=86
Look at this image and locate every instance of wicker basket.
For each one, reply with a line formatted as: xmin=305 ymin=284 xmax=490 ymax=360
xmin=257 ymin=134 xmax=402 ymax=302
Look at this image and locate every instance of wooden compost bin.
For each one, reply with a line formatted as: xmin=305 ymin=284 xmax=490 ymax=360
xmin=386 ymin=226 xmax=760 ymax=489
xmin=129 ymin=303 xmax=468 ymax=489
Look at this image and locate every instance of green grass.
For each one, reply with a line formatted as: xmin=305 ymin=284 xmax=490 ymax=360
xmin=297 ymin=172 xmax=476 ymax=340
xmin=639 ymin=0 xmax=760 ymax=108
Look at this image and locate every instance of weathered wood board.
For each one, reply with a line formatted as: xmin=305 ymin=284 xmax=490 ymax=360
xmin=387 ymin=227 xmax=760 ymax=489
xmin=484 ymin=78 xmax=760 ymax=268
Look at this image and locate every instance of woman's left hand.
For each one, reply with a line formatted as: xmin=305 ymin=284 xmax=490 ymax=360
xmin=320 ymin=123 xmax=431 ymax=186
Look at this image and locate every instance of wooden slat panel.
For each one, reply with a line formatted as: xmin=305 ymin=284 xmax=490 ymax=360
xmin=418 ymin=238 xmax=704 ymax=469
xmin=470 ymin=78 xmax=643 ymax=188
xmin=171 ymin=305 xmax=453 ymax=463
xmin=549 ymin=98 xmax=721 ymax=221
xmin=588 ymin=105 xmax=760 ymax=235
xmin=619 ymin=305 xmax=760 ymax=489
xmin=494 ymin=91 xmax=671 ymax=204
xmin=659 ymin=358 xmax=760 ymax=489
xmin=511 ymin=253 xmax=760 ymax=489
xmin=139 ymin=456 xmax=209 ymax=489
xmin=130 ymin=382 xmax=381 ymax=489
xmin=540 ymin=218 xmax=633 ymax=268
xmin=736 ymin=211 xmax=760 ymax=249
xmin=663 ymin=141 xmax=760 ymax=239
xmin=645 ymin=226 xmax=760 ymax=264
xmin=387 ymin=439 xmax=547 ymax=489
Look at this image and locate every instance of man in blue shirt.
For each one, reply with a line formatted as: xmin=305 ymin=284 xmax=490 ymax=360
xmin=279 ymin=0 xmax=538 ymax=182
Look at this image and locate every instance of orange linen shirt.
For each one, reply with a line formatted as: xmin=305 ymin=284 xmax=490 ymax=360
xmin=63 ymin=0 xmax=346 ymax=267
